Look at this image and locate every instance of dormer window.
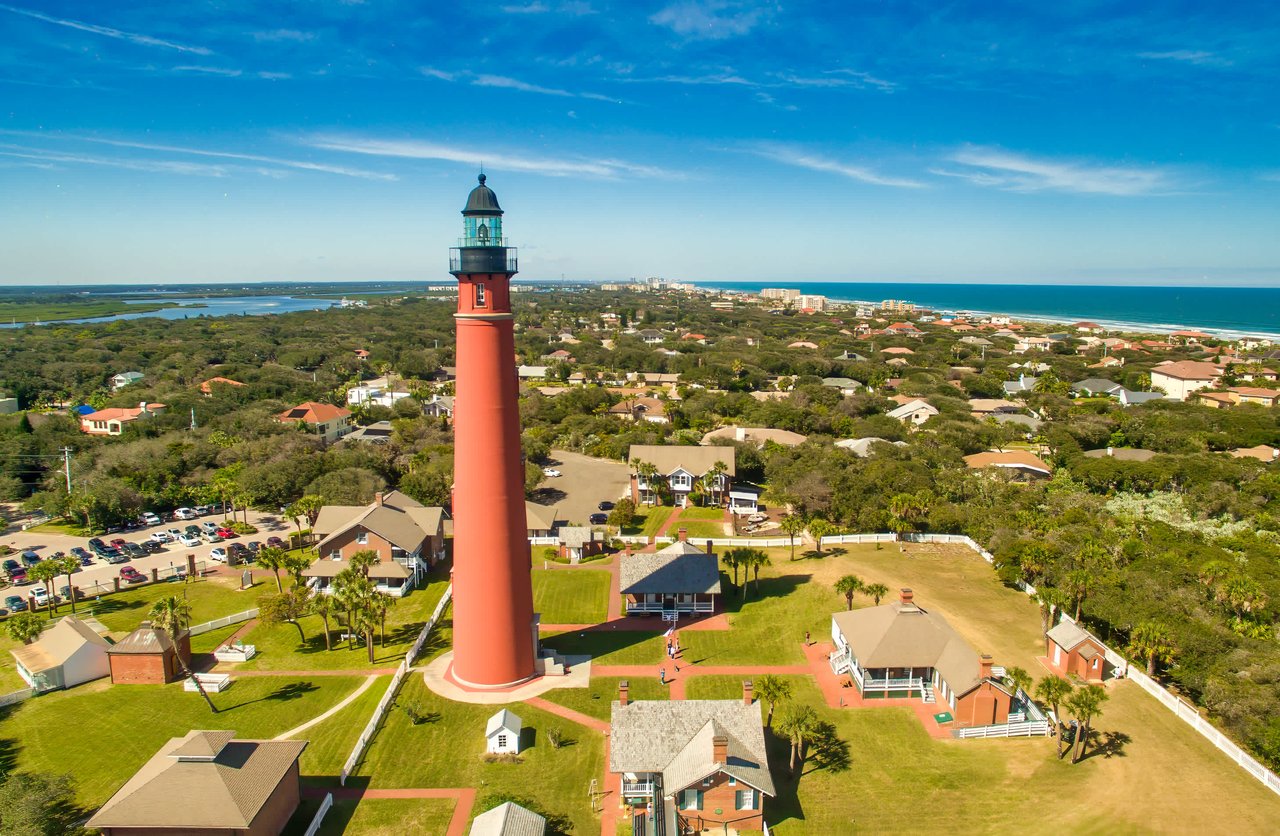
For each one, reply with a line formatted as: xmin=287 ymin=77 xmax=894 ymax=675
xmin=475 ymin=283 xmax=487 ymax=307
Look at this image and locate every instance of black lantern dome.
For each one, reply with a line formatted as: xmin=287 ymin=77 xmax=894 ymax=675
xmin=450 ymin=173 xmax=518 ymax=276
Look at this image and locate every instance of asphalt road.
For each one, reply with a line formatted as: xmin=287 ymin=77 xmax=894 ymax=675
xmin=1 ymin=508 xmax=296 ymax=600
xmin=533 ymin=449 xmax=630 ymax=527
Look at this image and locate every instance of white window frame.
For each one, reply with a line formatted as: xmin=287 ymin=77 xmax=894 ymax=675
xmin=355 ymin=532 xmax=368 ymax=545
xmin=735 ymin=789 xmax=755 ymax=810
xmin=329 ymin=550 xmax=341 ymax=560
xmin=496 ymin=734 xmax=507 ymax=749
xmin=475 ymin=283 xmax=487 ymax=307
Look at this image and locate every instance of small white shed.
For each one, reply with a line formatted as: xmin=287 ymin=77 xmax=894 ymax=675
xmin=485 ymin=709 xmax=523 ymax=754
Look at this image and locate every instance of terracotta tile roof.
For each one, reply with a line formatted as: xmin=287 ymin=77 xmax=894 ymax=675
xmin=277 ymin=401 xmax=351 ymax=424
xmin=1149 ymin=361 xmax=1222 ymax=381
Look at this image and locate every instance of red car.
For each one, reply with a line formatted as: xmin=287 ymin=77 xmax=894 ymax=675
xmin=119 ymin=566 xmax=146 ymax=584
xmin=110 ymin=538 xmax=127 ymax=549
xmin=215 ymin=527 xmax=237 ymax=540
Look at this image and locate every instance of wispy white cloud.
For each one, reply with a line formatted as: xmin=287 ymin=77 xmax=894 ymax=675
xmin=303 ymin=135 xmax=677 ymax=179
xmin=1138 ymin=49 xmax=1231 ymax=67
xmin=0 ymin=132 xmax=398 ymax=181
xmin=258 ymin=71 xmax=292 ymax=80
xmin=630 ymin=73 xmax=755 ymax=86
xmin=0 ymin=144 xmax=232 ymax=177
xmin=251 ymin=29 xmax=315 ymax=43
xmin=501 ymin=1 xmax=596 ymax=13
xmin=0 ymin=3 xmax=212 ymax=55
xmin=650 ymin=1 xmax=763 ymax=41
xmin=173 ymin=65 xmax=242 ymax=77
xmin=423 ymin=68 xmax=618 ymax=101
xmin=625 ymin=68 xmax=895 ymax=94
xmin=501 ymin=2 xmax=549 ymax=12
xmin=938 ymin=146 xmax=1176 ymax=196
xmin=750 ymin=144 xmax=925 ymax=189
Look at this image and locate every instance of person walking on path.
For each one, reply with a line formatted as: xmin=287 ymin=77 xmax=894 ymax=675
xmin=659 ymin=667 xmax=666 ymax=685
xmin=805 ymin=631 xmax=811 ymax=646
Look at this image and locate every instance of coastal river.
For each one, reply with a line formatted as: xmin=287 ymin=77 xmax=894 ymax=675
xmin=0 ymin=295 xmax=337 ymax=328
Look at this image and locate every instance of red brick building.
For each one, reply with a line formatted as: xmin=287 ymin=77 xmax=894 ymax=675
xmin=1045 ymin=621 xmax=1108 ymax=682
xmin=305 ymin=490 xmax=446 ymax=597
xmin=86 ymin=730 xmax=306 ymax=835
xmin=610 ymin=681 xmax=774 ymax=833
xmin=106 ymin=623 xmax=191 ymax=685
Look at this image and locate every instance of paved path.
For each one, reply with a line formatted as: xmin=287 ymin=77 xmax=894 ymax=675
xmin=304 ymin=786 xmax=476 ymax=836
xmin=274 ymin=674 xmax=381 ymax=741
xmin=524 ymin=696 xmax=609 ymax=732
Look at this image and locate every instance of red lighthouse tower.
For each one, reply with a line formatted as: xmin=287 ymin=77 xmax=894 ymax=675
xmin=448 ymin=175 xmax=537 ymax=689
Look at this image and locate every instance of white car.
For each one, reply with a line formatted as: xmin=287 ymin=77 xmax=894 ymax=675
xmin=142 ymin=512 xmax=162 ymax=527
xmin=209 ymin=547 xmax=228 ymax=563
xmin=29 ymin=587 xmax=49 ymax=607
xmin=167 ymin=528 xmax=184 ymax=540
xmin=178 ymin=533 xmax=202 ymax=548
xmin=150 ymin=531 xmax=172 ymax=543
xmin=543 ymin=468 xmax=561 ymax=477
xmin=173 ymin=507 xmax=199 ymax=520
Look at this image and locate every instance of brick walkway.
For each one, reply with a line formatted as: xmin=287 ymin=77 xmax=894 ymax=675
xmin=304 ymin=786 xmax=476 ymax=836
xmin=524 ymin=696 xmax=609 ymax=732
xmin=520 ymin=697 xmax=616 ymax=836
xmin=230 ymin=667 xmax=400 ymax=677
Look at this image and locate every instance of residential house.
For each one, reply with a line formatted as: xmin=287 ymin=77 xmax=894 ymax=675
xmin=829 ymin=589 xmax=1014 ymax=725
xmin=542 ymin=348 xmax=575 ymax=363
xmin=885 ymin=357 xmax=910 ymax=368
xmin=486 ymin=709 xmax=524 ymax=754
xmin=700 ymin=427 xmax=807 ymax=447
xmin=1117 ymin=388 xmax=1165 ymax=407
xmin=619 ymin=535 xmax=721 ymax=617
xmin=786 ymin=340 xmax=819 ymax=349
xmin=86 ymin=730 xmax=306 ymax=836
xmin=821 ymin=377 xmax=862 ymax=396
xmin=629 ymin=372 xmax=681 ymax=386
xmin=80 ymin=402 xmax=167 ymax=436
xmin=1149 ymin=361 xmax=1223 ymax=401
xmin=347 ymin=384 xmax=412 ymax=409
xmin=1196 ymin=392 xmax=1237 ymax=409
xmin=1231 ymin=445 xmax=1280 ymax=463
xmin=517 ymin=365 xmax=548 ymax=380
xmin=557 ymin=526 xmax=604 ymax=563
xmin=681 ymin=332 xmax=708 ymax=344
xmin=967 ymin=398 xmax=1021 ymax=417
xmin=883 ymin=322 xmax=922 ymax=337
xmin=1002 ymin=375 xmax=1038 ymax=397
xmin=958 ymin=336 xmax=994 ymax=348
xmin=10 ymin=616 xmax=109 ymax=692
xmin=638 ymin=329 xmax=665 ymax=345
xmin=1088 ymin=356 xmax=1125 ymax=369
xmin=1071 ymin=378 xmax=1122 ymax=398
xmin=469 ymin=802 xmax=546 ymax=836
xmin=1169 ymin=330 xmax=1214 ymax=345
xmin=881 ymin=346 xmax=915 ymax=356
xmin=835 ymin=350 xmax=870 ymax=362
xmin=727 ymin=484 xmax=761 ymax=514
xmin=422 ymin=394 xmax=455 ymax=419
xmin=525 ymin=502 xmax=562 ymax=538
xmin=835 ymin=437 xmax=906 ymax=457
xmin=277 ymin=401 xmax=353 ymax=442
xmin=1082 ymin=447 xmax=1158 ymax=461
xmin=107 ymin=622 xmax=191 ymax=685
xmin=306 ymin=491 xmax=447 ymax=596
xmin=963 ymin=451 xmax=1052 ymax=480
xmin=608 ymin=397 xmax=669 ymax=423
xmin=344 ymin=420 xmax=394 ymax=444
xmin=110 ymin=371 xmax=144 ymax=390
xmin=1228 ymin=386 xmax=1280 ymax=407
xmin=198 ymin=377 xmax=244 ymax=396
xmin=1012 ymin=336 xmax=1055 ymax=354
xmin=886 ymin=399 xmax=938 ymax=426
xmin=627 ymin=445 xmax=735 ymax=507
xmin=992 ymin=413 xmax=1043 ymax=431
xmin=610 ymin=682 xmax=774 ymax=832
xmin=1045 ymin=621 xmax=1108 ymax=682
xmin=1074 ymin=321 xmax=1105 ymax=334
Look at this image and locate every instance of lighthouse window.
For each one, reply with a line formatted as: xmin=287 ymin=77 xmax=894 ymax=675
xmin=475 ymin=283 xmax=487 ymax=307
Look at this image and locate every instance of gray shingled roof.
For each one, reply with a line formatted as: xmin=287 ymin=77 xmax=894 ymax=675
xmin=107 ymin=624 xmax=186 ymax=656
xmin=619 ymin=550 xmax=721 ymax=595
xmin=469 ymin=802 xmax=546 ymax=836
xmin=1046 ymin=620 xmax=1095 ymax=653
xmin=314 ymin=494 xmax=444 ymax=556
xmin=610 ymin=700 xmax=775 ymax=797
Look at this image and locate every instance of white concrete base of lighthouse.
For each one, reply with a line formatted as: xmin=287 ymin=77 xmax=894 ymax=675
xmin=422 ymin=651 xmax=593 ymax=705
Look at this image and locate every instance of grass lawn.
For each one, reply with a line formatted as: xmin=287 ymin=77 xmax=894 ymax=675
xmin=678 ymin=506 xmax=725 ymax=521
xmin=620 ymin=506 xmax=673 ymax=537
xmin=540 ymin=675 xmax=668 ymax=721
xmin=352 ymin=676 xmax=605 ymax=835
xmin=0 ymin=674 xmax=363 ymax=807
xmin=298 ymin=675 xmax=392 ymax=780
xmin=673 ymin=520 xmax=726 ymax=539
xmin=84 ymin=574 xmax=257 ymax=635
xmin=541 ymin=630 xmax=667 ymax=665
xmin=531 ymin=569 xmax=610 ymax=624
xmin=306 ymin=798 xmax=456 ymax=835
xmin=189 ymin=622 xmax=246 ymax=654
xmin=22 ymin=519 xmax=91 ymax=536
xmin=684 ymin=674 xmax=810 ymax=704
xmin=233 ymin=575 xmax=450 ymax=672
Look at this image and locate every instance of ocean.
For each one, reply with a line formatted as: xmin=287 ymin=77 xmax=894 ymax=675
xmin=692 ymin=281 xmax=1280 ymax=339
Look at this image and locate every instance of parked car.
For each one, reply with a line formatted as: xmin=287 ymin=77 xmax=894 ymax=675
xmin=124 ymin=542 xmax=147 ymax=558
xmin=209 ymin=547 xmax=228 ymax=563
xmin=88 ymin=537 xmax=108 ymax=551
xmin=543 ymin=468 xmax=561 ymax=477
xmin=142 ymin=540 xmax=164 ymax=554
xmin=185 ymin=524 xmax=202 ymax=537
xmin=71 ymin=546 xmax=92 ymax=562
xmin=151 ymin=531 xmax=172 ymax=543
xmin=589 ymin=513 xmax=608 ymax=525
xmin=3 ymin=559 xmax=21 ymax=576
xmin=246 ymin=540 xmax=263 ymax=553
xmin=29 ymin=587 xmax=49 ymax=607
xmin=178 ymin=533 xmax=202 ymax=548
xmin=200 ymin=521 xmax=220 ymax=535
xmin=266 ymin=536 xmax=286 ymax=549
xmin=4 ymin=595 xmax=27 ymax=612
xmin=109 ymin=538 xmax=127 ymax=550
xmin=59 ymin=585 xmax=82 ymax=602
xmin=173 ymin=507 xmax=199 ymax=520
xmin=21 ymin=550 xmax=41 ymax=567
xmin=119 ymin=566 xmax=146 ymax=584
xmin=8 ymin=569 xmax=27 ymax=585
xmin=141 ymin=512 xmax=162 ymax=527
xmin=104 ymin=551 xmax=129 ymax=565
xmin=598 ymin=500 xmax=615 ymax=511
xmin=194 ymin=504 xmax=214 ymax=516
xmin=215 ymin=527 xmax=237 ymax=540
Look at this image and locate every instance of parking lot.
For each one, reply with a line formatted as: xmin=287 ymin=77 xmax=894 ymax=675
xmin=1 ymin=508 xmax=296 ymax=605
xmin=533 ymin=449 xmax=630 ymax=527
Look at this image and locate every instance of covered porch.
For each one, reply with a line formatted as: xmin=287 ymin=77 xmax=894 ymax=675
xmin=302 ymin=557 xmax=416 ymax=597
xmin=624 ymin=592 xmax=717 ymax=616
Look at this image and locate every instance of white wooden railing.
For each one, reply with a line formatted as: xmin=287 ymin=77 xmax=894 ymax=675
xmin=303 ymin=792 xmax=334 ymax=836
xmin=622 ymin=781 xmax=655 ymax=796
xmin=625 ymin=601 xmax=715 ymax=613
xmin=954 ymin=720 xmax=1050 ymax=739
xmin=189 ymin=608 xmax=258 ymax=636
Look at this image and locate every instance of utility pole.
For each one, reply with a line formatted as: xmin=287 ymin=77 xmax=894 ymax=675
xmin=62 ymin=447 xmax=72 ymax=494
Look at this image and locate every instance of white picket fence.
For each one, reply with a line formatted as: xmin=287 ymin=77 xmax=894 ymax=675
xmin=303 ymin=792 xmax=333 ymax=836
xmin=822 ymin=533 xmax=897 ymax=545
xmin=0 ymin=688 xmax=34 ymax=707
xmin=529 ymin=536 xmax=559 ymax=545
xmin=189 ymin=608 xmax=259 ymax=636
xmin=954 ymin=720 xmax=1051 ymax=739
xmin=339 ymin=584 xmax=452 ymax=785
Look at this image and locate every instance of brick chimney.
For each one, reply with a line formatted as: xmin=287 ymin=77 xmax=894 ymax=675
xmin=899 ymin=587 xmax=914 ymax=606
xmin=712 ymin=735 xmax=728 ymax=764
xmin=743 ymin=680 xmax=754 ymax=706
xmin=677 ymin=527 xmax=688 ymax=542
xmin=618 ymin=680 xmax=630 ymax=706
xmin=374 ymin=492 xmax=384 ymax=507
xmin=979 ymin=655 xmax=993 ymax=680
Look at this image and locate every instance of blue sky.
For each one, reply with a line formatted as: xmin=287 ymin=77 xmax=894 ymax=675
xmin=1 ymin=1 xmax=1278 ymax=286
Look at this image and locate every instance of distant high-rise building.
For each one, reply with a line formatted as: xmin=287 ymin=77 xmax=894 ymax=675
xmin=879 ymin=299 xmax=917 ymax=315
xmin=761 ymin=288 xmax=801 ymax=301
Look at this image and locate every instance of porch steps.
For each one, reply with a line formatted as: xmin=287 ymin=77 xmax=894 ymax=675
xmin=921 ymin=688 xmax=935 ymax=704
xmin=536 ymin=648 xmax=567 ymax=677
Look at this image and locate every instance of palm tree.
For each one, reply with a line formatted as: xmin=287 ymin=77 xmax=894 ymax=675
xmin=1063 ymin=567 xmax=1097 ymax=622
xmin=632 ymin=459 xmax=661 ymax=506
xmin=1217 ymin=575 xmax=1268 ymax=618
xmin=311 ymin=593 xmax=338 ymax=651
xmin=1128 ymin=621 xmax=1176 ymax=678
xmin=150 ymin=595 xmax=216 ymax=714
xmin=287 ymin=494 xmax=325 ymax=546
xmin=780 ymin=514 xmax=806 ymax=561
xmin=1003 ymin=666 xmax=1032 ymax=699
xmin=741 ymin=549 xmax=769 ymax=597
xmin=775 ymin=702 xmax=818 ymax=774
xmin=283 ymin=552 xmax=314 ymax=588
xmin=1035 ymin=675 xmax=1074 ymax=759
xmin=722 ymin=549 xmax=743 ymax=589
xmin=834 ymin=575 xmax=863 ymax=611
xmin=807 ymin=518 xmax=834 ymax=556
xmin=863 ymin=583 xmax=889 ymax=605
xmin=333 ymin=568 xmax=376 ymax=651
xmin=1197 ymin=560 xmax=1232 ymax=594
xmin=256 ymin=546 xmax=287 ymax=593
xmin=28 ymin=559 xmax=61 ymax=615
xmin=887 ymin=492 xmax=929 ymax=535
xmin=370 ymin=591 xmax=396 ymax=647
xmin=1066 ymin=684 xmax=1108 ymax=763
xmin=5 ymin=611 xmax=44 ymax=645
xmin=349 ymin=549 xmax=380 ymax=578
xmin=1035 ymin=586 xmax=1067 ymax=634
xmin=754 ymin=674 xmax=792 ymax=729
